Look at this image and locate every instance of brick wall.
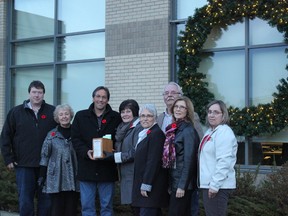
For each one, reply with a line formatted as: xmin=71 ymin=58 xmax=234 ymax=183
xmin=0 ymin=0 xmax=6 ymax=129
xmin=106 ymin=0 xmax=171 ymax=113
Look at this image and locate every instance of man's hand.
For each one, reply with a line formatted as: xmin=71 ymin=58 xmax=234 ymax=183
xmin=87 ymin=150 xmax=95 ymax=160
xmin=7 ymin=162 xmax=17 ymax=171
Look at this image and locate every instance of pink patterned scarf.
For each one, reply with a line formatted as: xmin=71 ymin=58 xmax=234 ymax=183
xmin=162 ymin=120 xmax=183 ymax=168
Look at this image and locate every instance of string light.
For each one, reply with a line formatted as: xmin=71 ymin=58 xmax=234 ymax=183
xmin=179 ymin=0 xmax=288 ymax=137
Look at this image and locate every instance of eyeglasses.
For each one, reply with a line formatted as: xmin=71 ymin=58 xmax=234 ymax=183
xmin=163 ymin=91 xmax=181 ymax=96
xmin=207 ymin=110 xmax=222 ymax=116
xmin=140 ymin=114 xmax=154 ymax=119
xmin=174 ymin=105 xmax=187 ymax=110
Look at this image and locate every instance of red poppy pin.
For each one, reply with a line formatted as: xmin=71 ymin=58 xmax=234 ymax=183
xmin=102 ymin=119 xmax=107 ymax=124
xmin=130 ymin=122 xmax=134 ymax=128
xmin=41 ymin=114 xmax=46 ymax=119
xmin=171 ymin=123 xmax=177 ymax=128
xmin=51 ymin=132 xmax=56 ymax=136
xmin=146 ymin=130 xmax=151 ymax=135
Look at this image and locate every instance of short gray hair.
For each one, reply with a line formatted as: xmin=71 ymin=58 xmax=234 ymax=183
xmin=163 ymin=82 xmax=183 ymax=96
xmin=139 ymin=104 xmax=157 ymax=119
xmin=53 ymin=104 xmax=74 ymax=123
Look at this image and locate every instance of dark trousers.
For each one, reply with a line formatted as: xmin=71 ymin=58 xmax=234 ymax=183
xmin=168 ymin=190 xmax=192 ymax=216
xmin=50 ymin=191 xmax=79 ymax=216
xmin=15 ymin=167 xmax=51 ymax=216
xmin=202 ymin=189 xmax=233 ymax=216
xmin=191 ymin=189 xmax=199 ymax=216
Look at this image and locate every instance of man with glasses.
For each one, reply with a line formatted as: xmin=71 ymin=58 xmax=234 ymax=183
xmin=157 ymin=81 xmax=203 ymax=216
xmin=158 ymin=82 xmax=203 ymax=138
xmin=71 ymin=86 xmax=122 ymax=216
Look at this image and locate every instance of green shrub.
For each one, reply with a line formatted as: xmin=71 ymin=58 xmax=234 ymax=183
xmin=259 ymin=162 xmax=288 ymax=215
xmin=0 ymin=156 xmax=18 ymax=211
xmin=234 ymin=165 xmax=259 ymax=197
xmin=1 ymin=156 xmax=288 ymax=216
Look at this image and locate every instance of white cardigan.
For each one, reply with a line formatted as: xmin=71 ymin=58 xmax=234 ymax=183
xmin=198 ymin=124 xmax=238 ymax=192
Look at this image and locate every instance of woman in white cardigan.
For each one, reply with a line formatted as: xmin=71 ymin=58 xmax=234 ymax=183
xmin=198 ymin=100 xmax=238 ymax=216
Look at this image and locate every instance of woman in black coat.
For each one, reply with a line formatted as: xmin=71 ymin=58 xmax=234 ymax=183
xmin=132 ymin=104 xmax=169 ymax=216
xmin=163 ymin=96 xmax=200 ymax=216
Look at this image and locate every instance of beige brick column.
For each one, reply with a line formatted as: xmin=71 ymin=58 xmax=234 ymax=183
xmin=105 ymin=0 xmax=171 ymax=113
xmin=0 ymin=0 xmax=7 ymax=129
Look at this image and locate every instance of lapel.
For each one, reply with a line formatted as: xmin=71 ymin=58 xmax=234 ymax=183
xmin=135 ymin=123 xmax=157 ymax=149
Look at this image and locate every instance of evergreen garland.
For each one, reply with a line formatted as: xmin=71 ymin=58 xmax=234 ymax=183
xmin=177 ymin=0 xmax=288 ymax=137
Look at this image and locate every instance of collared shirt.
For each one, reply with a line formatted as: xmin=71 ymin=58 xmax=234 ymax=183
xmin=161 ymin=110 xmax=172 ymax=132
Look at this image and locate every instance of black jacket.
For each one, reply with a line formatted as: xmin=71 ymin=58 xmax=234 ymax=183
xmin=132 ymin=124 xmax=169 ymax=208
xmin=0 ymin=100 xmax=57 ymax=167
xmin=71 ymin=103 xmax=121 ymax=182
xmin=169 ymin=121 xmax=200 ymax=191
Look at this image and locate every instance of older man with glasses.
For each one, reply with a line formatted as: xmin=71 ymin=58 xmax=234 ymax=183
xmin=157 ymin=81 xmax=203 ymax=216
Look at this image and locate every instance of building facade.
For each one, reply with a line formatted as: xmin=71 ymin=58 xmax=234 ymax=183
xmin=0 ymin=0 xmax=287 ymax=169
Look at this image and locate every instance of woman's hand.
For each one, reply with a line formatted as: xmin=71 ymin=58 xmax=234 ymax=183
xmin=208 ymin=188 xmax=217 ymax=199
xmin=141 ymin=190 xmax=148 ymax=197
xmin=176 ymin=188 xmax=185 ymax=198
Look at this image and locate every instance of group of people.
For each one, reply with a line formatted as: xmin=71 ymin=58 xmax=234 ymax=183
xmin=0 ymin=80 xmax=238 ymax=216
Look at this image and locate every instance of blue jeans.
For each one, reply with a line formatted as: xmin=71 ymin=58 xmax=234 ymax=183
xmin=15 ymin=167 xmax=51 ymax=216
xmin=80 ymin=181 xmax=115 ymax=216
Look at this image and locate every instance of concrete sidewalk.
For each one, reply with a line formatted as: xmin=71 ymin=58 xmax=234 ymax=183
xmin=0 ymin=211 xmax=19 ymax=216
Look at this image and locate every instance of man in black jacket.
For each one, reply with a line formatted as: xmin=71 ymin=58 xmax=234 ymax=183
xmin=71 ymin=86 xmax=121 ymax=216
xmin=0 ymin=80 xmax=57 ymax=216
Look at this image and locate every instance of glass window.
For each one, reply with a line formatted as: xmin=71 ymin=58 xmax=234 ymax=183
xmin=11 ymin=67 xmax=54 ymax=106
xmin=249 ymin=142 xmax=288 ymax=166
xmin=58 ymin=33 xmax=105 ymax=61
xmin=249 ymin=18 xmax=285 ymax=45
xmin=12 ymin=39 xmax=54 ymax=65
xmin=57 ymin=0 xmax=105 ymax=33
xmin=200 ymin=50 xmax=245 ymax=108
xmin=9 ymin=0 xmax=106 ymax=110
xmin=250 ymin=47 xmax=288 ymax=105
xmin=177 ymin=0 xmax=206 ymax=19
xmin=57 ymin=62 xmax=105 ymax=113
xmin=13 ymin=0 xmax=54 ymax=39
xmin=203 ymin=21 xmax=245 ymax=49
xmin=174 ymin=1 xmax=288 ymax=167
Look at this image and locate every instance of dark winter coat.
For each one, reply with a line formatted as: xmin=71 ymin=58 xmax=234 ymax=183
xmin=115 ymin=119 xmax=142 ymax=204
xmin=169 ymin=121 xmax=200 ymax=191
xmin=0 ymin=100 xmax=57 ymax=167
xmin=71 ymin=103 xmax=121 ymax=182
xmin=132 ymin=124 xmax=169 ymax=208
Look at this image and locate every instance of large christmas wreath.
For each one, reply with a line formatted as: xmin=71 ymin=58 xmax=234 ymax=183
xmin=177 ymin=0 xmax=288 ymax=137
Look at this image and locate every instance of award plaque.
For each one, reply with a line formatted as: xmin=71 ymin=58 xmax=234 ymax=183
xmin=92 ymin=138 xmax=113 ymax=159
